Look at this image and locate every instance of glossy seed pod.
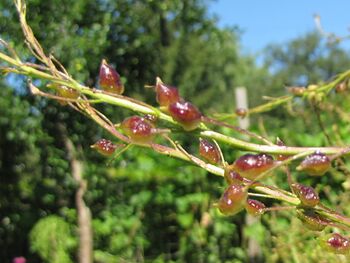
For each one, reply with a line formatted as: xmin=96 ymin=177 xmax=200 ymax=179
xmin=199 ymin=138 xmax=221 ymax=164
xmin=168 ymin=101 xmax=202 ymax=131
xmin=91 ymin=139 xmax=117 ymax=156
xmin=218 ymin=184 xmax=247 ymax=216
xmin=297 ymin=151 xmax=331 ymax=176
xmin=155 ymin=77 xmax=181 ymax=107
xmin=245 ymin=199 xmax=265 ymax=216
xmin=292 ymin=183 xmax=319 ymax=207
xmin=233 ymin=153 xmax=274 ymax=180
xmin=120 ymin=116 xmax=155 ymax=143
xmin=320 ymin=233 xmax=350 ymax=255
xmin=296 ymin=209 xmax=327 ymax=231
xmin=99 ymin=59 xmax=124 ymax=94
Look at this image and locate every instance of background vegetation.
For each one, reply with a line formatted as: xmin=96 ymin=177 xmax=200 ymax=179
xmin=1 ymin=0 xmax=350 ymax=262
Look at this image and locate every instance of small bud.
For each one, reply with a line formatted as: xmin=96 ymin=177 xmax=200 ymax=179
xmin=199 ymin=138 xmax=221 ymax=164
xmin=224 ymin=169 xmax=250 ymax=185
xmin=297 ymin=151 xmax=331 ymax=176
xmin=168 ymin=101 xmax=202 ymax=131
xmin=235 ymin=108 xmax=247 ymax=118
xmin=320 ymin=233 xmax=350 ymax=255
xmin=276 ymin=137 xmax=289 ymax=161
xmin=335 ymin=81 xmax=347 ymax=93
xmin=143 ymin=114 xmax=158 ymax=123
xmin=91 ymin=139 xmax=117 ymax=156
xmin=218 ymin=184 xmax=247 ymax=216
xmin=120 ymin=116 xmax=155 ymax=143
xmin=245 ymin=199 xmax=265 ymax=216
xmin=233 ymin=153 xmax=274 ymax=180
xmin=288 ymin=86 xmax=305 ymax=96
xmin=296 ymin=209 xmax=327 ymax=231
xmin=50 ymin=84 xmax=79 ymax=105
xmin=155 ymin=77 xmax=181 ymax=107
xmin=99 ymin=59 xmax=124 ymax=94
xmin=292 ymin=183 xmax=319 ymax=207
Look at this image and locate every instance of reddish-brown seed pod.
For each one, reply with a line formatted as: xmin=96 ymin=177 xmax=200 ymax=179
xmin=296 ymin=209 xmax=327 ymax=231
xmin=297 ymin=151 xmax=331 ymax=176
xmin=218 ymin=184 xmax=247 ymax=216
xmin=155 ymin=77 xmax=181 ymax=107
xmin=235 ymin=108 xmax=247 ymax=118
xmin=292 ymin=183 xmax=319 ymax=207
xmin=91 ymin=139 xmax=118 ymax=156
xmin=245 ymin=199 xmax=265 ymax=216
xmin=168 ymin=101 xmax=202 ymax=131
xmin=321 ymin=233 xmax=350 ymax=255
xmin=199 ymin=138 xmax=221 ymax=164
xmin=120 ymin=116 xmax=155 ymax=143
xmin=99 ymin=59 xmax=124 ymax=95
xmin=233 ymin=153 xmax=274 ymax=180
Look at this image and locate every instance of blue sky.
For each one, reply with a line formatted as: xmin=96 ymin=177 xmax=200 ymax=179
xmin=209 ymin=0 xmax=350 ymax=53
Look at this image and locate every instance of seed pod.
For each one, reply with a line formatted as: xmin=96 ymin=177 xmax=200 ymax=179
xmin=199 ymin=138 xmax=221 ymax=164
xmin=320 ymin=233 xmax=350 ymax=255
xmin=296 ymin=209 xmax=327 ymax=231
xmin=168 ymin=101 xmax=202 ymax=131
xmin=218 ymin=184 xmax=247 ymax=216
xmin=245 ymin=199 xmax=265 ymax=216
xmin=297 ymin=151 xmax=331 ymax=176
xmin=155 ymin=77 xmax=181 ymax=107
xmin=120 ymin=116 xmax=155 ymax=143
xmin=233 ymin=153 xmax=274 ymax=180
xmin=91 ymin=139 xmax=118 ymax=156
xmin=99 ymin=59 xmax=124 ymax=95
xmin=292 ymin=183 xmax=319 ymax=207
xmin=235 ymin=108 xmax=247 ymax=118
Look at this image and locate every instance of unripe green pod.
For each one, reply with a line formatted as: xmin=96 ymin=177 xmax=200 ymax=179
xmin=296 ymin=209 xmax=327 ymax=231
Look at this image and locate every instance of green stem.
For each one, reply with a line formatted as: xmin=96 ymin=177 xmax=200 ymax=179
xmin=200 ymin=130 xmax=349 ymax=155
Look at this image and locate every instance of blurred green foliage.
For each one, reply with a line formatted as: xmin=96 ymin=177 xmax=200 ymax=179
xmin=1 ymin=0 xmax=350 ymax=262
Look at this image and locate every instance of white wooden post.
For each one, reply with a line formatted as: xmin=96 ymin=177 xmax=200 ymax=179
xmin=235 ymin=86 xmax=261 ymax=262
